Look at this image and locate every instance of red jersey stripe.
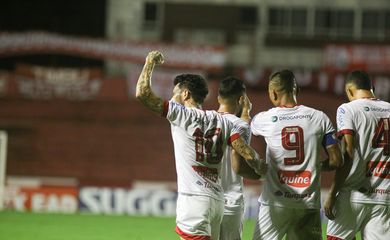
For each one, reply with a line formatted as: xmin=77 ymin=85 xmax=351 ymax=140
xmin=338 ymin=129 xmax=355 ymax=137
xmin=175 ymin=226 xmax=211 ymax=240
xmin=228 ymin=133 xmax=241 ymax=145
xmin=326 ymin=235 xmax=343 ymax=240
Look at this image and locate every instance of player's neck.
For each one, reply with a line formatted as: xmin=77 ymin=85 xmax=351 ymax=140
xmin=184 ymin=100 xmax=202 ymax=109
xmin=217 ymin=104 xmax=236 ymax=115
xmin=278 ymin=96 xmax=297 ymax=108
xmin=354 ymin=90 xmax=376 ymax=100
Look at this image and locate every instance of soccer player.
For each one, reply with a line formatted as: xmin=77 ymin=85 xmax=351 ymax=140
xmin=325 ymin=70 xmax=390 ymax=240
xmin=135 ymin=51 xmax=267 ymax=240
xmin=217 ymin=77 xmax=261 ymax=240
xmin=250 ymin=70 xmax=342 ymax=240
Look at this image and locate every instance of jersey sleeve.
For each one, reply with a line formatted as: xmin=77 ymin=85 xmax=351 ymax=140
xmin=237 ymin=122 xmax=251 ymax=144
xmin=336 ymin=104 xmax=355 ymax=137
xmin=227 ymin=121 xmax=241 ymax=145
xmin=163 ymin=100 xmax=197 ymax=129
xmin=250 ymin=112 xmax=266 ymax=136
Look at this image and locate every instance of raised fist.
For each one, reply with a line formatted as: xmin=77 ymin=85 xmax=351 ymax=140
xmin=146 ymin=51 xmax=164 ymax=65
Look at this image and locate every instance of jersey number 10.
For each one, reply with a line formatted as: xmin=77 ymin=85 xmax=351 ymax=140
xmin=193 ymin=128 xmax=223 ymax=164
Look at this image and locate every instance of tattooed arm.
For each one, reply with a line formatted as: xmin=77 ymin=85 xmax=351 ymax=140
xmin=231 ymin=137 xmax=267 ymax=176
xmin=231 ymin=148 xmax=261 ymax=179
xmin=231 ymin=94 xmax=260 ymax=179
xmin=135 ymin=51 xmax=165 ymax=115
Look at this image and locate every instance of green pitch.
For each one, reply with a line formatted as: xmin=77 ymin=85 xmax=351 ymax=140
xmin=0 ymin=211 xmax=361 ymax=240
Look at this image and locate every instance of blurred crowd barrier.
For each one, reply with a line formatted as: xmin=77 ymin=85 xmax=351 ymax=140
xmin=3 ymin=177 xmax=332 ymax=221
xmin=0 ymin=32 xmax=225 ymax=70
xmin=0 ymin=65 xmax=389 ymax=102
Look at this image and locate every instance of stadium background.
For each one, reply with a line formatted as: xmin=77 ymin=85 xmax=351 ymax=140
xmin=0 ymin=0 xmax=389 ymax=239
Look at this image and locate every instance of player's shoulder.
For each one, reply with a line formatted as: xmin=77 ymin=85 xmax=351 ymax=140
xmin=169 ymin=100 xmax=204 ymax=115
xmin=220 ymin=112 xmax=240 ymax=122
xmin=253 ymin=108 xmax=277 ymax=121
xmin=374 ymin=99 xmax=390 ymax=108
xmin=204 ymin=109 xmax=223 ymax=121
xmin=298 ymin=104 xmax=320 ymax=113
xmin=337 ymin=100 xmax=369 ymax=115
xmin=206 ymin=110 xmax=239 ymax=127
xmin=168 ymin=100 xmax=186 ymax=110
xmin=220 ymin=113 xmax=249 ymax=128
xmin=298 ymin=105 xmax=326 ymax=117
xmin=219 ymin=112 xmax=238 ymax=121
xmin=335 ymin=102 xmax=352 ymax=117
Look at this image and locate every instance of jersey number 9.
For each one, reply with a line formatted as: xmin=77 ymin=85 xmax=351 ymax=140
xmin=281 ymin=126 xmax=304 ymax=165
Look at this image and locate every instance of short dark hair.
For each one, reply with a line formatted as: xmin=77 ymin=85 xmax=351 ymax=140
xmin=346 ymin=70 xmax=372 ymax=90
xmin=173 ymin=74 xmax=208 ymax=104
xmin=269 ymin=69 xmax=298 ymax=93
xmin=218 ymin=76 xmax=246 ymax=100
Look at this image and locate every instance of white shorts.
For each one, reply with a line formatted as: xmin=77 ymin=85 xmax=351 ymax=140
xmin=220 ymin=204 xmax=244 ymax=240
xmin=327 ymin=191 xmax=390 ymax=240
xmin=176 ymin=193 xmax=224 ymax=240
xmin=253 ymin=204 xmax=322 ymax=240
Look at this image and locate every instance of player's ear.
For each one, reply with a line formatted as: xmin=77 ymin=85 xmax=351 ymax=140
xmin=347 ymin=88 xmax=354 ymax=98
xmin=183 ymin=89 xmax=191 ymax=101
xmin=273 ymin=90 xmax=278 ymax=101
xmin=238 ymin=95 xmax=244 ymax=105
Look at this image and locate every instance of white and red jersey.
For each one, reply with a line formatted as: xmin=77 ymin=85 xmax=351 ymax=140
xmin=251 ymin=105 xmax=336 ymax=209
xmin=337 ymin=98 xmax=390 ymax=205
xmin=220 ymin=113 xmax=251 ymax=209
xmin=163 ymin=100 xmax=241 ymax=201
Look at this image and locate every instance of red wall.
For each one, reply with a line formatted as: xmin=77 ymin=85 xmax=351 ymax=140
xmin=0 ymin=78 xmax=344 ymax=187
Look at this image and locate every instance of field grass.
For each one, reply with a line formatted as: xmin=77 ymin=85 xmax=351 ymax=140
xmin=0 ymin=211 xmax=361 ymax=240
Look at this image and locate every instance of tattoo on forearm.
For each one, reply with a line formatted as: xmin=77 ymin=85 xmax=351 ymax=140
xmin=232 ymin=138 xmax=254 ymax=160
xmin=136 ymin=62 xmax=164 ymax=114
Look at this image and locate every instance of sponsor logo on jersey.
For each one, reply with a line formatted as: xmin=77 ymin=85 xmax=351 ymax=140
xmin=366 ymin=107 xmax=390 ymax=112
xmin=282 ymin=192 xmax=312 ymax=199
xmin=337 ymin=107 xmax=346 ymax=128
xmin=366 ymin=161 xmax=390 ymax=179
xmin=360 ymin=186 xmax=390 ymax=195
xmin=367 ymin=188 xmax=390 ymax=195
xmin=271 ymin=116 xmax=278 ymax=122
xmin=278 ymin=115 xmax=312 ymax=121
xmin=278 ymin=170 xmax=312 ymax=187
xmin=274 ymin=190 xmax=312 ymax=199
xmin=192 ymin=166 xmax=218 ymax=183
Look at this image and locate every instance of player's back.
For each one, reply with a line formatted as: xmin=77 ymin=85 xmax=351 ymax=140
xmin=220 ymin=113 xmax=251 ymax=207
xmin=251 ymin=105 xmax=335 ymax=209
xmin=164 ymin=101 xmax=239 ymax=201
xmin=337 ymin=98 xmax=390 ymax=204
